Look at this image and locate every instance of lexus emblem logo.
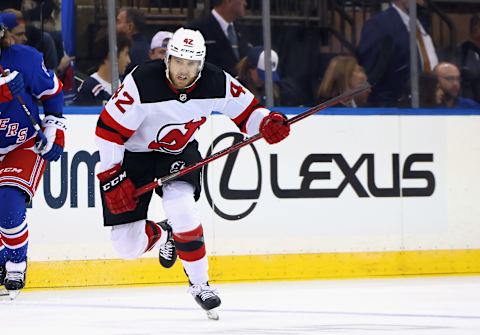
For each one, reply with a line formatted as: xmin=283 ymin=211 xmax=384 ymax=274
xmin=203 ymin=132 xmax=262 ymax=221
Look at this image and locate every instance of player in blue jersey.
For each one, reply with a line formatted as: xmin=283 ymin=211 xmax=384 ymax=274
xmin=0 ymin=16 xmax=66 ymax=299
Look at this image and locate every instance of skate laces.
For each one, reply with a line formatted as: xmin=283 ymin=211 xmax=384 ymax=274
xmin=5 ymin=271 xmax=24 ymax=282
xmin=188 ymin=283 xmax=219 ymax=301
xmin=159 ymin=240 xmax=175 ymax=260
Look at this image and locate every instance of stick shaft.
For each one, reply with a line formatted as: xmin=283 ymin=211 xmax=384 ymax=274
xmin=133 ymin=83 xmax=371 ymax=198
xmin=17 ymin=95 xmax=43 ymax=131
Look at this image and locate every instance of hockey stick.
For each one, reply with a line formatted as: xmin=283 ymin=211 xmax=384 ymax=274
xmin=16 ymin=95 xmax=47 ymax=151
xmin=0 ymin=66 xmax=48 ymax=151
xmin=133 ymin=82 xmax=371 ymax=198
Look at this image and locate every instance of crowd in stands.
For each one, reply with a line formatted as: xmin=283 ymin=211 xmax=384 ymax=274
xmin=355 ymin=0 xmax=479 ymax=109
xmin=1 ymin=0 xmax=479 ymax=109
xmin=315 ymin=55 xmax=371 ymax=107
xmin=0 ymin=1 xmax=74 ymax=91
xmin=75 ymin=31 xmax=131 ymax=105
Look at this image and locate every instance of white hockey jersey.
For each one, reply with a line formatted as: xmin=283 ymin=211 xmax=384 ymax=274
xmin=95 ymin=61 xmax=269 ymax=171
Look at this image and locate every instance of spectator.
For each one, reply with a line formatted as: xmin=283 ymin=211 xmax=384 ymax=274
xmin=149 ymin=31 xmax=172 ymax=61
xmin=11 ymin=1 xmax=61 ymax=67
xmin=32 ymin=1 xmax=75 ymax=93
xmin=24 ymin=23 xmax=58 ymax=70
xmin=236 ymin=46 xmax=301 ymax=106
xmin=116 ymin=7 xmax=149 ymax=71
xmin=22 ymin=0 xmax=58 ymax=25
xmin=357 ymin=0 xmax=438 ymax=106
xmin=458 ymin=13 xmax=480 ymax=103
xmin=188 ymin=0 xmax=250 ymax=76
xmin=316 ymin=55 xmax=371 ymax=107
xmin=1 ymin=9 xmax=59 ymax=70
xmin=236 ymin=46 xmax=281 ymax=105
xmin=74 ymin=32 xmax=131 ymax=106
xmin=434 ymin=62 xmax=480 ymax=109
xmin=0 ymin=10 xmax=26 ymax=44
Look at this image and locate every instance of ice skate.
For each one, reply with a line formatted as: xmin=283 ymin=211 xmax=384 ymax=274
xmin=188 ymin=282 xmax=221 ymax=320
xmin=158 ymin=220 xmax=177 ymax=268
xmin=4 ymin=261 xmax=26 ymax=300
xmin=0 ymin=264 xmax=8 ymax=299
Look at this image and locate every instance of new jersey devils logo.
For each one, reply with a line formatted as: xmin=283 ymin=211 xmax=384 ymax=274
xmin=148 ymin=117 xmax=207 ymax=154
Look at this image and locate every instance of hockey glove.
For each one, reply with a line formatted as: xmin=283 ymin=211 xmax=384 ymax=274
xmin=34 ymin=115 xmax=67 ymax=162
xmin=0 ymin=70 xmax=24 ymax=103
xmin=97 ymin=164 xmax=137 ymax=215
xmin=259 ymin=112 xmax=290 ymax=144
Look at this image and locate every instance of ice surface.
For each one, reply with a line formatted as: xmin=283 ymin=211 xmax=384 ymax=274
xmin=1 ymin=276 xmax=480 ymax=334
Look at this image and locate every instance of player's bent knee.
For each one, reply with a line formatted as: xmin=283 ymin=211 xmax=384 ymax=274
xmin=162 ymin=182 xmax=200 ymax=232
xmin=0 ymin=187 xmax=27 ymax=229
xmin=163 ymin=200 xmax=199 ymax=232
xmin=110 ymin=220 xmax=147 ymax=260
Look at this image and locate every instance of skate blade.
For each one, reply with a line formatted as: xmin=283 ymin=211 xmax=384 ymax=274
xmin=206 ymin=308 xmax=219 ymax=321
xmin=8 ymin=290 xmax=20 ymax=300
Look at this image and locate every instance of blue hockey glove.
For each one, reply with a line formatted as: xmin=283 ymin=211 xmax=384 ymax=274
xmin=34 ymin=115 xmax=67 ymax=162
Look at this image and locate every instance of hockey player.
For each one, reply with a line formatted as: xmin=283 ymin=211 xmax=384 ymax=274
xmin=95 ymin=27 xmax=289 ymax=319
xmin=0 ymin=17 xmax=66 ymax=298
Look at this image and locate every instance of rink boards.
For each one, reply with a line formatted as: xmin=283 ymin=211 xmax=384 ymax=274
xmin=25 ymin=107 xmax=480 ymax=288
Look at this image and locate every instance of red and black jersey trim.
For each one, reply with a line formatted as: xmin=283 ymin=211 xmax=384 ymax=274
xmin=145 ymin=220 xmax=162 ymax=252
xmin=173 ymin=225 xmax=206 ymax=262
xmin=232 ymin=97 xmax=262 ymax=133
xmin=95 ymin=108 xmax=135 ymax=145
xmin=166 ymin=78 xmax=197 ymax=95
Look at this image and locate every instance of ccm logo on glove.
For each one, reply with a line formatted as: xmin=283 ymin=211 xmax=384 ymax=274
xmin=97 ymin=164 xmax=137 ymax=214
xmin=101 ymin=170 xmax=127 ymax=191
xmin=44 ymin=117 xmax=67 ymax=130
xmin=34 ymin=115 xmax=67 ymax=162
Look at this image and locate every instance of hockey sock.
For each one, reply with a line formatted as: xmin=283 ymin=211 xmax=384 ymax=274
xmin=0 ymin=187 xmax=28 ymax=263
xmin=174 ymin=225 xmax=208 ymax=284
xmin=173 ymin=225 xmax=206 ymax=262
